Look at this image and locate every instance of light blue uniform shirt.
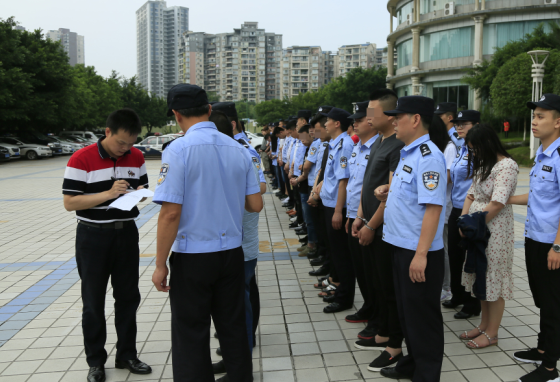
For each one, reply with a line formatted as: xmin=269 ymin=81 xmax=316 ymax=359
xmin=346 ymin=135 xmax=379 ymax=219
xmin=293 ymin=140 xmax=308 ymax=177
xmin=282 ymin=136 xmax=293 ymax=163
xmin=320 ymin=132 xmax=354 ymax=208
xmin=272 ymin=138 xmax=279 ymax=166
xmin=234 ymin=132 xmax=265 ymax=183
xmin=153 ymin=122 xmax=260 ymax=253
xmin=449 ymin=144 xmax=473 ymax=209
xmin=525 ymin=137 xmax=560 ymax=244
xmin=448 ymin=126 xmax=464 ymax=152
xmin=383 ymin=134 xmax=447 ymax=252
xmin=289 ymin=139 xmax=300 ymax=169
xmin=242 ymin=153 xmax=263 ymax=261
xmin=306 ymin=139 xmax=322 ymax=186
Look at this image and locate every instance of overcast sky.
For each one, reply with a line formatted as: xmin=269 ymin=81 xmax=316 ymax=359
xmin=4 ymin=0 xmax=391 ymax=79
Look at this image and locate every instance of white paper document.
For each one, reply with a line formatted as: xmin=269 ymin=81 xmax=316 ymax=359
xmin=108 ymin=189 xmax=155 ymax=211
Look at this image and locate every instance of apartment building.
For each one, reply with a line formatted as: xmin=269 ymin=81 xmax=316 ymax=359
xmin=376 ymin=46 xmax=398 ymax=68
xmin=136 ymin=0 xmax=189 ymax=98
xmin=46 ymin=28 xmax=85 ymax=66
xmin=337 ymin=43 xmax=377 ymax=76
xmin=180 ymin=22 xmax=282 ymax=103
xmin=280 ymin=46 xmax=327 ymax=98
xmin=385 ymin=0 xmax=560 ymax=109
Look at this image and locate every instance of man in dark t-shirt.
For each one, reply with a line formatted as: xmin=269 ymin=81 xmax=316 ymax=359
xmin=351 ymin=89 xmax=406 ymax=372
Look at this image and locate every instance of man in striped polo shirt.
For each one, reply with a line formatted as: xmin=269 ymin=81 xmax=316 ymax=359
xmin=63 ymin=109 xmax=152 ymax=382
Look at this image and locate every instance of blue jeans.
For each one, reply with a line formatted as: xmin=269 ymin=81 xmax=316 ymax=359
xmin=244 ymin=258 xmax=257 ymax=352
xmin=300 ymin=192 xmax=317 ymax=243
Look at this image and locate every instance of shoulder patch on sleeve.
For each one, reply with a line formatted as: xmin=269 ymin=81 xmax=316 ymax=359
xmin=340 ymin=156 xmax=347 ymax=168
xmin=157 ymin=163 xmax=169 ymax=185
xmin=420 ymin=144 xmax=432 ymax=157
xmin=422 ymin=171 xmax=440 ymax=191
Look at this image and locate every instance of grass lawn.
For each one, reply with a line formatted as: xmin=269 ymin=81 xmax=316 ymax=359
xmin=507 ymin=146 xmax=533 ymax=167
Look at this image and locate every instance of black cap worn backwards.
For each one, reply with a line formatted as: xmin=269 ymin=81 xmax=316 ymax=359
xmin=451 ymin=110 xmax=481 ymax=123
xmin=212 ymin=102 xmax=238 ymax=119
xmin=327 ymin=107 xmax=351 ymax=122
xmin=434 ymin=102 xmax=457 ymax=115
xmin=167 ymin=84 xmax=209 ymax=116
xmin=384 ymin=96 xmax=435 ymax=117
xmin=297 ymin=110 xmax=312 ymax=121
xmin=349 ymin=101 xmax=369 ymax=119
xmin=527 ymin=93 xmax=560 ymax=113
xmin=318 ymin=105 xmax=334 ymax=116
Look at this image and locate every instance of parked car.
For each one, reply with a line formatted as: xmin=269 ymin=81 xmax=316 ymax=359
xmin=0 ymin=142 xmax=22 ymax=159
xmin=245 ymin=132 xmax=264 ymax=149
xmin=60 ymin=131 xmax=98 ymax=141
xmin=54 ymin=136 xmax=87 ymax=150
xmin=0 ymin=137 xmax=53 ymax=160
xmin=134 ymin=135 xmax=175 ymax=157
xmin=16 ymin=131 xmax=63 ymax=155
xmin=0 ymin=146 xmax=11 ymax=162
xmin=49 ymin=136 xmax=81 ymax=154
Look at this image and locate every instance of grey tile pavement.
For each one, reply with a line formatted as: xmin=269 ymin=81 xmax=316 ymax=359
xmin=0 ymin=156 xmax=542 ymax=381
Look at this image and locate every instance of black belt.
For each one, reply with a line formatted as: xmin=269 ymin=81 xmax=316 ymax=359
xmin=78 ymin=220 xmax=135 ymax=229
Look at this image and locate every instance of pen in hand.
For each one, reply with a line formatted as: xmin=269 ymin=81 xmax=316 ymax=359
xmin=111 ymin=177 xmax=134 ymax=191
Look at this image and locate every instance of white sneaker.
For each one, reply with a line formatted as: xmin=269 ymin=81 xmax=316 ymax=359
xmin=290 ymin=216 xmax=297 ymax=222
xmin=281 ymin=197 xmax=290 ymax=203
xmin=440 ymin=290 xmax=452 ymax=301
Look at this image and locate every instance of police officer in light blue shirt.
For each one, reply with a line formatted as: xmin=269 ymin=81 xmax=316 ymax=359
xmin=444 ymin=109 xmax=482 ymax=318
xmin=317 ymin=107 xmax=355 ymax=313
xmin=434 ymin=102 xmax=464 ymax=152
xmin=151 ymin=84 xmax=262 ymax=382
xmin=376 ymin=96 xmax=446 ymax=382
xmin=508 ymin=94 xmax=560 ymax=382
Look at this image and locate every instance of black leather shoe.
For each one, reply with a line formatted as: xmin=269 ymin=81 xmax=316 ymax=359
xmin=323 ymin=294 xmax=336 ymax=303
xmin=309 ymin=266 xmax=329 ymax=276
xmin=216 ymin=346 xmax=222 ymax=356
xmin=295 ymin=228 xmax=307 ymax=235
xmin=306 ymin=250 xmax=319 ymax=259
xmin=324 ymin=302 xmax=352 ymax=313
xmin=454 ymin=311 xmax=480 ymax=320
xmin=289 ymin=221 xmax=301 ymax=229
xmin=115 ymin=359 xmax=152 ymax=374
xmin=87 ymin=366 xmax=105 ymax=382
xmin=380 ymin=367 xmax=412 ymax=380
xmin=213 ymin=360 xmax=226 ymax=375
xmin=310 ymin=256 xmax=325 ymax=266
xmin=299 ymin=236 xmax=308 ymax=243
xmin=442 ymin=300 xmax=462 ymax=309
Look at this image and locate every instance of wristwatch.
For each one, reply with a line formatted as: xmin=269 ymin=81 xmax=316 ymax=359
xmin=553 ymin=244 xmax=560 ymax=253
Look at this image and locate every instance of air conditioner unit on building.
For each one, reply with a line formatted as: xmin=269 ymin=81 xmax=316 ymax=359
xmin=544 ymin=0 xmax=557 ymax=4
xmin=445 ymin=2 xmax=455 ymax=15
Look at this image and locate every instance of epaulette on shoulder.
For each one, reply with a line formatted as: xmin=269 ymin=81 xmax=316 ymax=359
xmin=420 ymin=143 xmax=432 ymax=157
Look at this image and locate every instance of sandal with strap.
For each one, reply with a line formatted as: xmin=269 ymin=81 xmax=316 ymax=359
xmin=466 ymin=331 xmax=498 ymax=349
xmin=317 ymin=289 xmax=335 ymax=297
xmin=314 ymin=278 xmax=331 ymax=289
xmin=459 ymin=326 xmax=483 ymax=340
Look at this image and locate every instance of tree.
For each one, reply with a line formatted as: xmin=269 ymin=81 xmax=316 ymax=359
xmin=463 ymin=22 xmax=560 ymax=102
xmin=207 ymin=91 xmax=220 ymax=102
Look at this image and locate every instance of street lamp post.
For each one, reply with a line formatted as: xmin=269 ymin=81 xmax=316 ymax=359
xmin=528 ymin=50 xmax=550 ymax=159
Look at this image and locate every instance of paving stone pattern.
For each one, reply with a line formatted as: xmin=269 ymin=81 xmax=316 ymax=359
xmin=0 ymin=156 xmax=540 ymax=381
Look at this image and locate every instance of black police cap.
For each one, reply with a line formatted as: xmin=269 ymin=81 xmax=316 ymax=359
xmin=212 ymin=102 xmax=238 ymax=119
xmin=297 ymin=110 xmax=312 ymax=121
xmin=383 ymin=96 xmax=435 ymax=117
xmin=434 ymin=102 xmax=457 ymax=115
xmin=527 ymin=93 xmax=560 ymax=114
xmin=349 ymin=101 xmax=369 ymax=119
xmin=318 ymin=105 xmax=334 ymax=116
xmin=451 ymin=110 xmax=481 ymax=123
xmin=167 ymin=84 xmax=208 ymax=116
xmin=327 ymin=107 xmax=351 ymax=122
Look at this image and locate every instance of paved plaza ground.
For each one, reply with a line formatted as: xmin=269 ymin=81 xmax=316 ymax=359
xmin=0 ymin=155 xmax=541 ymax=382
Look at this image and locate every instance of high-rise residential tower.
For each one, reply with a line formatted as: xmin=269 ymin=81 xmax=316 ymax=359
xmin=46 ymin=28 xmax=85 ymax=66
xmin=136 ymin=0 xmax=189 ymax=98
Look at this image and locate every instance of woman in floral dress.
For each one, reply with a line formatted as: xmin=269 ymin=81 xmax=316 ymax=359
xmin=457 ymin=125 xmax=518 ymax=349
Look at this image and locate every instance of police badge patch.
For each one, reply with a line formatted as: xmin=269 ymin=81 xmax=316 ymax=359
xmin=422 ymin=171 xmax=440 ymax=191
xmin=157 ymin=164 xmax=169 ymax=185
xmin=310 ymin=147 xmax=317 ymax=156
xmin=340 ymin=156 xmax=347 ymax=168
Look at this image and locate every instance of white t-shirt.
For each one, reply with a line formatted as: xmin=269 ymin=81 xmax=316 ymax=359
xmin=443 ymin=140 xmax=458 ymax=223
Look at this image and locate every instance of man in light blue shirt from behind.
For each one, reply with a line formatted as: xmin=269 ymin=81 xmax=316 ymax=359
xmin=151 ymin=84 xmax=263 ymax=382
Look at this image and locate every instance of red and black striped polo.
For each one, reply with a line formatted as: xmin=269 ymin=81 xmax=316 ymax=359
xmin=62 ymin=138 xmax=149 ymax=223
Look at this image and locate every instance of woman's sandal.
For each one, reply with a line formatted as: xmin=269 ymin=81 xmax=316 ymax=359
xmin=314 ymin=278 xmax=331 ymax=289
xmin=459 ymin=326 xmax=483 ymax=340
xmin=317 ymin=284 xmax=337 ymax=297
xmin=466 ymin=331 xmax=498 ymax=349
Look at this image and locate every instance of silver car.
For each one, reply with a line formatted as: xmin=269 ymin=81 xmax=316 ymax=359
xmin=0 ymin=142 xmax=22 ymax=159
xmin=51 ymin=136 xmax=81 ymax=154
xmin=0 ymin=137 xmax=53 ymax=160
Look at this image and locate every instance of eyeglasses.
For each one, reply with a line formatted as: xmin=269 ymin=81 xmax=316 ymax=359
xmin=456 ymin=123 xmax=473 ymax=128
